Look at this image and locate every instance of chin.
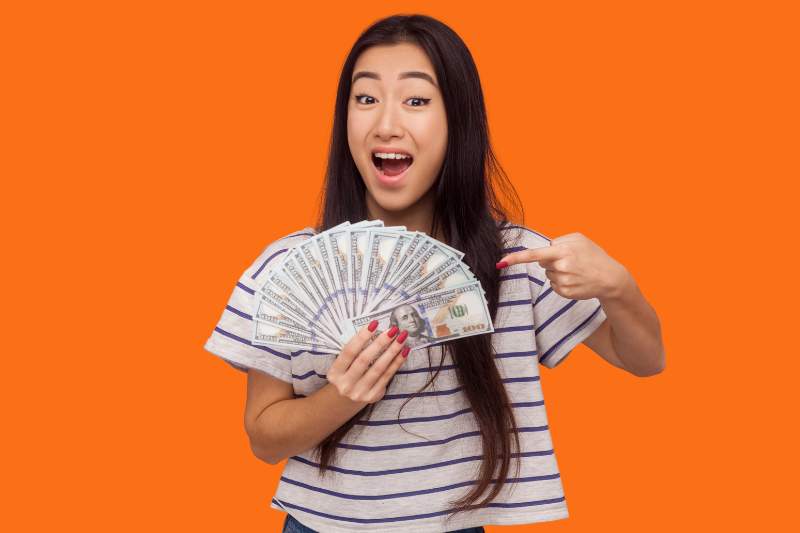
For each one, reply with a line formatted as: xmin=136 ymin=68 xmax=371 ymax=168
xmin=369 ymin=191 xmax=421 ymax=213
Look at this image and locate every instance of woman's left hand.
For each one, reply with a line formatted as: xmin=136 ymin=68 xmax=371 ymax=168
xmin=497 ymin=232 xmax=631 ymax=301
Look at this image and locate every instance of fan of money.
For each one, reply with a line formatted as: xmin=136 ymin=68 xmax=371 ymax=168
xmin=251 ymin=220 xmax=495 ymax=354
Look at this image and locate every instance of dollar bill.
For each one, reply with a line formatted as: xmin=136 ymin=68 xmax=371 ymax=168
xmin=253 ymin=320 xmax=340 ymax=354
xmin=373 ymin=239 xmax=458 ymax=307
xmin=372 ymin=259 xmax=477 ymax=312
xmin=253 ymin=298 xmax=341 ymax=350
xmin=359 ymin=229 xmax=408 ymax=316
xmin=298 ymin=236 xmax=345 ymax=322
xmin=325 ymin=226 xmax=353 ymax=320
xmin=284 ymin=250 xmax=342 ymax=336
xmin=373 ymin=236 xmax=431 ymax=302
xmin=340 ymin=280 xmax=494 ymax=351
xmin=256 ymin=263 xmax=341 ymax=345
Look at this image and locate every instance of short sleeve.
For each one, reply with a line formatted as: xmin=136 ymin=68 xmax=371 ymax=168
xmin=202 ymin=228 xmax=317 ymax=383
xmin=504 ymin=226 xmax=608 ymax=370
xmin=532 ymin=271 xmax=607 ymax=369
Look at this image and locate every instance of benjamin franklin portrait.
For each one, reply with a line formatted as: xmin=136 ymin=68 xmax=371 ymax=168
xmin=389 ymin=304 xmax=434 ymax=346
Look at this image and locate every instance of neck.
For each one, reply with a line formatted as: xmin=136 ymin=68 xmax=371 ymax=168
xmin=365 ymin=188 xmax=442 ymax=240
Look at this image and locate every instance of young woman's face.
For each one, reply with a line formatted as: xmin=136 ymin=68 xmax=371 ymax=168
xmin=347 ymin=42 xmax=448 ymax=213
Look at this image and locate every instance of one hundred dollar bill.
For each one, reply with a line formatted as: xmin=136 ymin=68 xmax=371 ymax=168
xmin=253 ymin=320 xmax=340 ymax=354
xmin=340 ymin=280 xmax=494 ymax=351
xmin=253 ymin=297 xmax=341 ymax=350
xmin=372 ymin=238 xmax=459 ymax=307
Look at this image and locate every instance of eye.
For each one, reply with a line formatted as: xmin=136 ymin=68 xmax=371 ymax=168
xmin=406 ymin=96 xmax=431 ymax=107
xmin=354 ymin=93 xmax=375 ymax=105
xmin=353 ymin=93 xmax=431 ymax=107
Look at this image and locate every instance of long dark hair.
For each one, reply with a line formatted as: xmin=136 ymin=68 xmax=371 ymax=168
xmin=314 ymin=14 xmax=525 ymax=524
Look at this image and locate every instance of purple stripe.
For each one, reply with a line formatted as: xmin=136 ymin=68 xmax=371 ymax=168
xmin=292 ymin=350 xmax=539 ymax=380
xmin=279 ymin=471 xmax=560 ymax=501
xmin=499 ymin=272 xmax=527 ymax=281
xmin=502 ymin=245 xmax=526 ymax=253
xmin=496 ymin=350 xmax=538 ymax=358
xmin=500 ymin=272 xmax=545 ymax=286
xmin=494 ymin=324 xmax=534 ymax=334
xmin=236 ymin=281 xmax=255 ymax=295
xmin=271 ymin=494 xmax=565 ymax=525
xmin=534 ymin=286 xmax=553 ymax=305
xmin=213 ymin=327 xmax=291 ymax=360
xmin=498 ymin=299 xmax=532 ymax=307
xmin=381 ymin=375 xmax=539 ymax=400
xmin=251 ymin=248 xmax=288 ymax=279
xmin=293 ymin=369 xmax=327 ymax=380
xmin=540 ymin=305 xmax=604 ymax=362
xmin=357 ymin=401 xmax=543 ymax=427
xmin=288 ymin=449 xmax=554 ymax=477
xmin=225 ymin=305 xmax=252 ymax=320
xmin=338 ymin=426 xmax=549 ymax=452
xmin=535 ymin=299 xmax=578 ymax=335
xmin=291 ymin=349 xmax=331 ymax=356
xmin=528 ymin=275 xmax=545 ymax=286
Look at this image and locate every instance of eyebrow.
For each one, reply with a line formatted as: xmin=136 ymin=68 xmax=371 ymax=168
xmin=352 ymin=70 xmax=438 ymax=87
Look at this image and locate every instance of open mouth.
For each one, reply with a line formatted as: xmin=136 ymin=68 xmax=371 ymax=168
xmin=371 ymin=153 xmax=414 ymax=177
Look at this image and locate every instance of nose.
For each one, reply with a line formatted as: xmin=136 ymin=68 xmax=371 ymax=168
xmin=374 ymin=100 xmax=404 ymax=140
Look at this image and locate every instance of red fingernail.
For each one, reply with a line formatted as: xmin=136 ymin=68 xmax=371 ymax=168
xmin=387 ymin=325 xmax=399 ymax=338
xmin=496 ymin=261 xmax=509 ymax=269
xmin=396 ymin=330 xmax=408 ymax=343
xmin=368 ymin=320 xmax=378 ymax=332
xmin=401 ymin=346 xmax=410 ymax=358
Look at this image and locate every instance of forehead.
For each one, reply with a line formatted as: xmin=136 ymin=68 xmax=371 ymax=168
xmin=353 ymin=42 xmax=437 ymax=83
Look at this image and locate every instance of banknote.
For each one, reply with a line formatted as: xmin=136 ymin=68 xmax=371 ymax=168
xmin=256 ymin=262 xmax=342 ymax=344
xmin=250 ymin=220 xmax=495 ymax=354
xmin=253 ymin=297 xmax=341 ymax=350
xmin=373 ymin=238 xmax=459 ymax=307
xmin=359 ymin=229 xmax=409 ymax=315
xmin=254 ymin=320 xmax=340 ymax=354
xmin=340 ymin=280 xmax=494 ymax=351
xmin=284 ymin=250 xmax=342 ymax=336
xmin=325 ymin=226 xmax=354 ymax=325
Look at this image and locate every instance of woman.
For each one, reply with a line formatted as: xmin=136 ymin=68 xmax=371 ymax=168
xmin=204 ymin=14 xmax=665 ymax=533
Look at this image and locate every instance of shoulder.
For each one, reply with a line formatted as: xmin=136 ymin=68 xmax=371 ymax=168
xmin=498 ymin=222 xmax=553 ymax=251
xmin=241 ymin=226 xmax=318 ymax=284
xmin=497 ymin=222 xmax=553 ymax=292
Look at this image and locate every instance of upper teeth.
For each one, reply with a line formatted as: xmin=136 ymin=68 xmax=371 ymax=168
xmin=374 ymin=152 xmax=411 ymax=159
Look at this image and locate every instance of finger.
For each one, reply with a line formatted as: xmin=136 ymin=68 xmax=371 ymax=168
xmin=367 ymin=347 xmax=410 ymax=399
xmin=329 ymin=320 xmax=379 ymax=374
xmin=364 ymin=331 xmax=409 ymax=380
xmin=356 ymin=332 xmax=409 ymax=396
xmin=496 ymin=245 xmax=564 ymax=269
xmin=344 ymin=325 xmax=402 ymax=382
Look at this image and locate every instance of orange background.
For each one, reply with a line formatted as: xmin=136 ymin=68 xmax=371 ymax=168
xmin=2 ymin=1 xmax=797 ymax=531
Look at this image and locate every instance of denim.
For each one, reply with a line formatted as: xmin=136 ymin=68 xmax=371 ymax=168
xmin=282 ymin=513 xmax=485 ymax=533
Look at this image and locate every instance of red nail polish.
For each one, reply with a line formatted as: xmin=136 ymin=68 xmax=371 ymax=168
xmin=396 ymin=330 xmax=408 ymax=343
xmin=387 ymin=325 xmax=399 ymax=338
xmin=401 ymin=346 xmax=410 ymax=358
xmin=496 ymin=261 xmax=509 ymax=269
xmin=368 ymin=320 xmax=378 ymax=332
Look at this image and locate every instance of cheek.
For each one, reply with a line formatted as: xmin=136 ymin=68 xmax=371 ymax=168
xmin=413 ymin=113 xmax=447 ymax=173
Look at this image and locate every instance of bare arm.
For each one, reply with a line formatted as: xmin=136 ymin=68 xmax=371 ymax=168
xmin=244 ymin=323 xmax=410 ymax=464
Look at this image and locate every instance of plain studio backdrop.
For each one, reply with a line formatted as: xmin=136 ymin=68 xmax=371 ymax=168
xmin=1 ymin=1 xmax=797 ymax=531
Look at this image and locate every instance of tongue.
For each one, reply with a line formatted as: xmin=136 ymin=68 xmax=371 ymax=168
xmin=382 ymin=157 xmax=411 ymax=176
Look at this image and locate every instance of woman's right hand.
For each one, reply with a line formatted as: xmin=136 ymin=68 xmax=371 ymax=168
xmin=327 ymin=321 xmax=410 ymax=404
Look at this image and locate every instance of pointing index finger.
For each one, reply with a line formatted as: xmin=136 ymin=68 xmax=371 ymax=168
xmin=496 ymin=244 xmax=562 ymax=269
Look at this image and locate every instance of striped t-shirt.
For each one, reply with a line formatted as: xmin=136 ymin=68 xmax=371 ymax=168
xmin=204 ymin=224 xmax=607 ymax=532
